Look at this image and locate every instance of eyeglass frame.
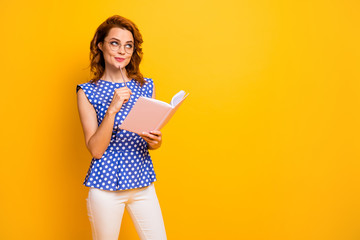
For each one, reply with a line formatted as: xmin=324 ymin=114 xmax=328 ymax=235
xmin=103 ymin=40 xmax=136 ymax=54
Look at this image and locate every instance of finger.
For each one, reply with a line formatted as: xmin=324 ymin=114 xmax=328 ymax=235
xmin=143 ymin=138 xmax=159 ymax=145
xmin=120 ymin=90 xmax=132 ymax=96
xmin=121 ymin=93 xmax=131 ymax=101
xmin=149 ymin=130 xmax=161 ymax=136
xmin=142 ymin=131 xmax=161 ymax=140
xmin=141 ymin=135 xmax=158 ymax=144
xmin=122 ymin=87 xmax=131 ymax=92
xmin=140 ymin=132 xmax=155 ymax=139
xmin=124 ymin=87 xmax=132 ymax=94
xmin=141 ymin=133 xmax=161 ymax=142
xmin=115 ymin=87 xmax=132 ymax=93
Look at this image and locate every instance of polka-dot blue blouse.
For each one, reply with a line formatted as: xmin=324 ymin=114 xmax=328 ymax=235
xmin=76 ymin=78 xmax=157 ymax=191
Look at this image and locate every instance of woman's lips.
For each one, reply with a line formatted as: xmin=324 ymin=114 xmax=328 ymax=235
xmin=115 ymin=57 xmax=125 ymax=62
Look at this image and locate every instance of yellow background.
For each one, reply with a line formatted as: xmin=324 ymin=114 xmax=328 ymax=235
xmin=1 ymin=0 xmax=359 ymax=239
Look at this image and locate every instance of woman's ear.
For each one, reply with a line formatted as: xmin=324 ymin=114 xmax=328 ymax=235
xmin=97 ymin=42 xmax=103 ymax=51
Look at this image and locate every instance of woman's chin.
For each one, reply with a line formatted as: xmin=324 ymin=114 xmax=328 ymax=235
xmin=115 ymin=62 xmax=128 ymax=70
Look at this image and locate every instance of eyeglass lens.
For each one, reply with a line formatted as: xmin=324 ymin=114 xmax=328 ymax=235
xmin=108 ymin=41 xmax=134 ymax=53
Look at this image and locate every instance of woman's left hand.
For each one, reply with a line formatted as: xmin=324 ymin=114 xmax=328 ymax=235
xmin=139 ymin=130 xmax=162 ymax=150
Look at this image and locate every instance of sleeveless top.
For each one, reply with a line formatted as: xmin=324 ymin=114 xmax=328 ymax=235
xmin=76 ymin=78 xmax=157 ymax=191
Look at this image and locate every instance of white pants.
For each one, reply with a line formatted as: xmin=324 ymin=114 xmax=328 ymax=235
xmin=86 ymin=183 xmax=167 ymax=240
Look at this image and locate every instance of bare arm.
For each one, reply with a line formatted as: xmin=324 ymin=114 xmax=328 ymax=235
xmin=77 ymin=89 xmax=117 ymax=159
xmin=77 ymin=85 xmax=132 ymax=158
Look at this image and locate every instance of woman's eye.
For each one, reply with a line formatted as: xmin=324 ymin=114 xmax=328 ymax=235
xmin=125 ymin=44 xmax=133 ymax=49
xmin=110 ymin=41 xmax=119 ymax=46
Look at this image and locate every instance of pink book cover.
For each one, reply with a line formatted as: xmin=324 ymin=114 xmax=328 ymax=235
xmin=119 ymin=90 xmax=189 ymax=135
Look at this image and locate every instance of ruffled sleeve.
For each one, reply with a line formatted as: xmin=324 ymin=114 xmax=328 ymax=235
xmin=76 ymin=82 xmax=95 ymax=105
xmin=141 ymin=78 xmax=154 ymax=98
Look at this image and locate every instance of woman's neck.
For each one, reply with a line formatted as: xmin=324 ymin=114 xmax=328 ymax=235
xmin=101 ymin=66 xmax=131 ymax=83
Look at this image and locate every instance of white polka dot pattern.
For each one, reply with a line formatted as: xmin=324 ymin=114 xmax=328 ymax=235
xmin=76 ymin=78 xmax=157 ymax=191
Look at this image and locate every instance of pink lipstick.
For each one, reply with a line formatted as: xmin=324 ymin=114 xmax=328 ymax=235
xmin=115 ymin=57 xmax=125 ymax=62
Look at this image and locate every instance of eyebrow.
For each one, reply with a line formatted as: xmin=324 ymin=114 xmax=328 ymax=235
xmin=109 ymin=37 xmax=134 ymax=43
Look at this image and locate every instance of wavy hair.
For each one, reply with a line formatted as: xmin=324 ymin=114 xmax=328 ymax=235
xmin=89 ymin=15 xmax=145 ymax=86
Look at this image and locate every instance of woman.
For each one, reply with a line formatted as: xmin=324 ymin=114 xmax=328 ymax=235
xmin=76 ymin=15 xmax=167 ymax=240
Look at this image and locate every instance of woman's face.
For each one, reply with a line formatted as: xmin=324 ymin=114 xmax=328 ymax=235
xmin=98 ymin=27 xmax=134 ymax=70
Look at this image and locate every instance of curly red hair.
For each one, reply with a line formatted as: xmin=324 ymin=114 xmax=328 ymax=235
xmin=89 ymin=15 xmax=145 ymax=86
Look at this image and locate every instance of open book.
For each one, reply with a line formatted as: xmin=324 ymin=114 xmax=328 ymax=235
xmin=119 ymin=90 xmax=189 ymax=135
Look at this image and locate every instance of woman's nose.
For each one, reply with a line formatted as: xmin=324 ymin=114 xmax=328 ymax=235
xmin=118 ymin=46 xmax=126 ymax=54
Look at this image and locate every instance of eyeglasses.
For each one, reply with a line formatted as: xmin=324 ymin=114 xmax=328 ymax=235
xmin=104 ymin=40 xmax=135 ymax=54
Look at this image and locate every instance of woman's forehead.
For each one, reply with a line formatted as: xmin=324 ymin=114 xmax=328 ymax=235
xmin=107 ymin=27 xmax=133 ymax=41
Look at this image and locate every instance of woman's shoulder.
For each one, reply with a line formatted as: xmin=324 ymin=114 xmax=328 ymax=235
xmin=140 ymin=77 xmax=154 ymax=97
xmin=76 ymin=80 xmax=97 ymax=93
xmin=142 ymin=77 xmax=154 ymax=86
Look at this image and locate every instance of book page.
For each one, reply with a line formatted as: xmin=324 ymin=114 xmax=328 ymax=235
xmin=120 ymin=97 xmax=172 ymax=134
xmin=170 ymin=90 xmax=186 ymax=107
xmin=142 ymin=96 xmax=171 ymax=107
xmin=157 ymin=93 xmax=187 ymax=130
xmin=119 ymin=90 xmax=189 ymax=135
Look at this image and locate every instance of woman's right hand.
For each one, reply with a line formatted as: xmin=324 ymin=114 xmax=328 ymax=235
xmin=107 ymin=87 xmax=132 ymax=114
